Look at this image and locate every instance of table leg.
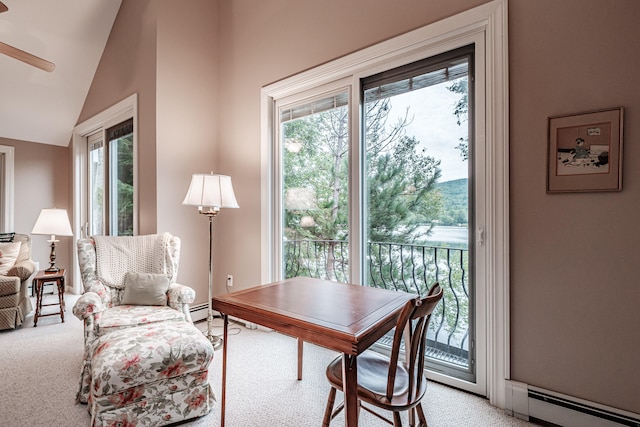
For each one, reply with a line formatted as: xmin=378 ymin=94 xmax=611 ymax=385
xmin=58 ymin=279 xmax=65 ymax=322
xmin=297 ymin=338 xmax=303 ymax=380
xmin=342 ymin=353 xmax=358 ymax=426
xmin=34 ymin=280 xmax=42 ymax=327
xmin=220 ymin=314 xmax=228 ymax=427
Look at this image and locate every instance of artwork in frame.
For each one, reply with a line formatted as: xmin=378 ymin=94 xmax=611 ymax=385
xmin=547 ymin=107 xmax=624 ymax=193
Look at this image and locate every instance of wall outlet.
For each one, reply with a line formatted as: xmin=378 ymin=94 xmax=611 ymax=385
xmin=226 ymin=274 xmax=233 ymax=287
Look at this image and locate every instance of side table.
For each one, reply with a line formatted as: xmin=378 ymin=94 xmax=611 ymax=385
xmin=33 ymin=269 xmax=66 ymax=327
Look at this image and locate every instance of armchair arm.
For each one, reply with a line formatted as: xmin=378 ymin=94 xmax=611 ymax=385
xmin=0 ymin=275 xmax=20 ymax=295
xmin=167 ymin=282 xmax=196 ymax=323
xmin=72 ymin=292 xmax=105 ymax=321
xmin=7 ymin=259 xmax=36 ymax=282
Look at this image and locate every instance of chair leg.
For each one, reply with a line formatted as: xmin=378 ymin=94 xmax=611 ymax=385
xmin=415 ymin=403 xmax=428 ymax=427
xmin=393 ymin=411 xmax=403 ymax=427
xmin=322 ymin=387 xmax=337 ymax=427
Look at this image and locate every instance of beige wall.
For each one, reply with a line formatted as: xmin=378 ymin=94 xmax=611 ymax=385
xmin=155 ymin=0 xmax=219 ymax=302
xmin=78 ymin=0 xmax=159 ymax=235
xmin=78 ymin=0 xmax=218 ymax=302
xmin=0 ymin=138 xmax=72 ymax=278
xmin=509 ymin=0 xmax=640 ymax=413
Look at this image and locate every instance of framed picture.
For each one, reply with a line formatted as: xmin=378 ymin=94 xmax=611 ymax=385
xmin=547 ymin=107 xmax=624 ymax=193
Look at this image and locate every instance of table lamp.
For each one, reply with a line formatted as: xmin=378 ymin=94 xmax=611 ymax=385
xmin=31 ymin=208 xmax=73 ymax=273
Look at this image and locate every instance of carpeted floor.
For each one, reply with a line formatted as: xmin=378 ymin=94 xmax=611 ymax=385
xmin=0 ymin=294 xmax=538 ymax=426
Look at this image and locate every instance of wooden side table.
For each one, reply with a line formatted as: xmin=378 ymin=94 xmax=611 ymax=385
xmin=33 ymin=269 xmax=66 ymax=327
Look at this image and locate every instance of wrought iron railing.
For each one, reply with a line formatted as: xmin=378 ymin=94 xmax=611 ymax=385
xmin=284 ymin=239 xmax=470 ymax=368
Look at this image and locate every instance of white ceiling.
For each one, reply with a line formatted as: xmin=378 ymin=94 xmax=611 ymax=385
xmin=0 ymin=0 xmax=122 ymax=147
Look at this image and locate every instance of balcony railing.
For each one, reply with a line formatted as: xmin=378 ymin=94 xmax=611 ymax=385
xmin=284 ymin=239 xmax=470 ymax=368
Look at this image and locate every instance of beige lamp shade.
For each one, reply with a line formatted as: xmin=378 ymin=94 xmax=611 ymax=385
xmin=182 ymin=173 xmax=239 ymax=210
xmin=31 ymin=208 xmax=73 ymax=240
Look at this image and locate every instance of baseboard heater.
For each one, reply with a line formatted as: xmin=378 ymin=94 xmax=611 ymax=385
xmin=190 ymin=303 xmax=257 ymax=329
xmin=505 ymin=380 xmax=640 ymax=427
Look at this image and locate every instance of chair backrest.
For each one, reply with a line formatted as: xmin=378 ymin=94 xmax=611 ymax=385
xmin=77 ymin=232 xmax=181 ymax=293
xmin=385 ymin=282 xmax=443 ymax=401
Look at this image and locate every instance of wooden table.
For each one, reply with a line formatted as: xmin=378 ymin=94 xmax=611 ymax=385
xmin=211 ymin=276 xmax=416 ymax=427
xmin=33 ymin=269 xmax=66 ymax=327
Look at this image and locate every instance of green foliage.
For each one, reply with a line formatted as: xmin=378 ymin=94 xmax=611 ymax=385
xmin=447 ymin=77 xmax=469 ymax=161
xmin=434 ymin=178 xmax=468 ymax=226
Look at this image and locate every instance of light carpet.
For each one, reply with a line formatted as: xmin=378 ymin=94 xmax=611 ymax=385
xmin=0 ymin=294 xmax=537 ymax=426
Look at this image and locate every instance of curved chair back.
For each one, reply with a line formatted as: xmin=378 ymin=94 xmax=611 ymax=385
xmin=386 ymin=282 xmax=443 ymax=402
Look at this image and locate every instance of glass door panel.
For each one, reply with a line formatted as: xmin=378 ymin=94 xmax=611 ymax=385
xmin=280 ymin=91 xmax=350 ymax=282
xmin=363 ymin=48 xmax=475 ymax=382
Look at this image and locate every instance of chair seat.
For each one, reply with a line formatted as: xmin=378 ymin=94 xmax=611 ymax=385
xmin=97 ymin=305 xmax=185 ymax=335
xmin=326 ymin=350 xmax=426 ymax=409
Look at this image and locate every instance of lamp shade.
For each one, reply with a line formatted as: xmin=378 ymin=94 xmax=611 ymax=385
xmin=31 ymin=208 xmax=73 ymax=237
xmin=182 ymin=173 xmax=239 ymax=209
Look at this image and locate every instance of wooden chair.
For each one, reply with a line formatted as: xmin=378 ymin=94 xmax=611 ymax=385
xmin=322 ymin=283 xmax=443 ymax=427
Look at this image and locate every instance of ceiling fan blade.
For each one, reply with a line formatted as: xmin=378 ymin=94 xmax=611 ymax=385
xmin=0 ymin=2 xmax=7 ymax=13
xmin=0 ymin=41 xmax=55 ymax=72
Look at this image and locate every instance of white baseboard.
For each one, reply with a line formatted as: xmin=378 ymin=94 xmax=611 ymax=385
xmin=505 ymin=380 xmax=640 ymax=427
xmin=190 ymin=303 xmax=258 ymax=330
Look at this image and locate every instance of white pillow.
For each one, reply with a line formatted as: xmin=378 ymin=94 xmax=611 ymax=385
xmin=0 ymin=242 xmax=21 ymax=276
xmin=121 ymin=272 xmax=170 ymax=306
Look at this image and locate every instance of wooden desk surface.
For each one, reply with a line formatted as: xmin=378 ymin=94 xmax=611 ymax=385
xmin=212 ymin=276 xmax=417 ymax=354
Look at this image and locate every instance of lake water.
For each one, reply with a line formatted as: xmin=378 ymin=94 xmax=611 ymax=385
xmin=423 ymin=225 xmax=469 ymax=245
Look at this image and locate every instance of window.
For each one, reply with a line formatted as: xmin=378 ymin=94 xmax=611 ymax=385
xmin=72 ymin=94 xmax=138 ymax=292
xmin=262 ymin=1 xmax=508 ymax=403
xmin=87 ymin=119 xmax=134 ymax=236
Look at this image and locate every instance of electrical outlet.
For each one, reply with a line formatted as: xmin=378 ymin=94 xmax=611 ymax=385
xmin=226 ymin=274 xmax=233 ymax=287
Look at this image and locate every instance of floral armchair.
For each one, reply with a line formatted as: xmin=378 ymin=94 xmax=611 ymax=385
xmin=72 ymin=232 xmax=196 ymax=403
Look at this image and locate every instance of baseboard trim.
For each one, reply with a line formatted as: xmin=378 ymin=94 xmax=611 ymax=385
xmin=505 ymin=380 xmax=640 ymax=427
xmin=190 ymin=303 xmax=257 ymax=329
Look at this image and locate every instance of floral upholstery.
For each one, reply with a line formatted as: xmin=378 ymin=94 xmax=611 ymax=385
xmin=73 ymin=233 xmax=197 ymax=403
xmin=88 ymin=321 xmax=214 ymax=427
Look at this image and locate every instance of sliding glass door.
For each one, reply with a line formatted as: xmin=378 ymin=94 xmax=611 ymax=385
xmin=272 ymin=43 xmax=486 ymax=388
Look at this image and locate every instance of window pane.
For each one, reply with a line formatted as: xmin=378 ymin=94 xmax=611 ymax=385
xmin=281 ymin=91 xmax=350 ymax=282
xmin=363 ymin=52 xmax=473 ymax=375
xmin=89 ymin=142 xmax=104 ymax=235
xmin=109 ymin=133 xmax=134 ymax=236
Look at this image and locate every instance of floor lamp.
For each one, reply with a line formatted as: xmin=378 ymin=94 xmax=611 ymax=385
xmin=183 ymin=173 xmax=239 ymax=350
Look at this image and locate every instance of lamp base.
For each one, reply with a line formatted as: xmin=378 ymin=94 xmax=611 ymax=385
xmin=45 ymin=265 xmax=60 ymax=273
xmin=205 ymin=332 xmax=224 ymax=351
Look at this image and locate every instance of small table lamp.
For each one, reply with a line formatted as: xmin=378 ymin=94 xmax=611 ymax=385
xmin=31 ymin=208 xmax=73 ymax=273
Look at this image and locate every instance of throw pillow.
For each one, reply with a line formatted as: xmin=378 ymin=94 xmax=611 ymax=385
xmin=121 ymin=272 xmax=170 ymax=306
xmin=0 ymin=242 xmax=21 ymax=276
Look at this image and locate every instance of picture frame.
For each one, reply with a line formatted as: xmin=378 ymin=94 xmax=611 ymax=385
xmin=547 ymin=107 xmax=624 ymax=193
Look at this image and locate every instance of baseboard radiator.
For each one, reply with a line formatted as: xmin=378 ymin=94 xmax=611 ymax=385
xmin=189 ymin=303 xmax=257 ymax=329
xmin=505 ymin=380 xmax=640 ymax=427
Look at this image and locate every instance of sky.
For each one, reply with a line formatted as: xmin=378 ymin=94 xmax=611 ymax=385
xmin=386 ymin=81 xmax=469 ymax=182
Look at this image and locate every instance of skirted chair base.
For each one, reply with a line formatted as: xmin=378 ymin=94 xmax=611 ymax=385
xmin=88 ymin=321 xmax=215 ymax=427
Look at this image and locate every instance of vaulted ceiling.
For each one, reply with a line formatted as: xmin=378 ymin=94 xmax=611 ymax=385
xmin=0 ymin=0 xmax=121 ymax=146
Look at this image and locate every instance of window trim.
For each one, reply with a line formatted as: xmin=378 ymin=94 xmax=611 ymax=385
xmin=71 ymin=93 xmax=138 ymax=293
xmin=0 ymin=145 xmax=14 ymax=233
xmin=261 ymin=0 xmax=509 ymax=408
